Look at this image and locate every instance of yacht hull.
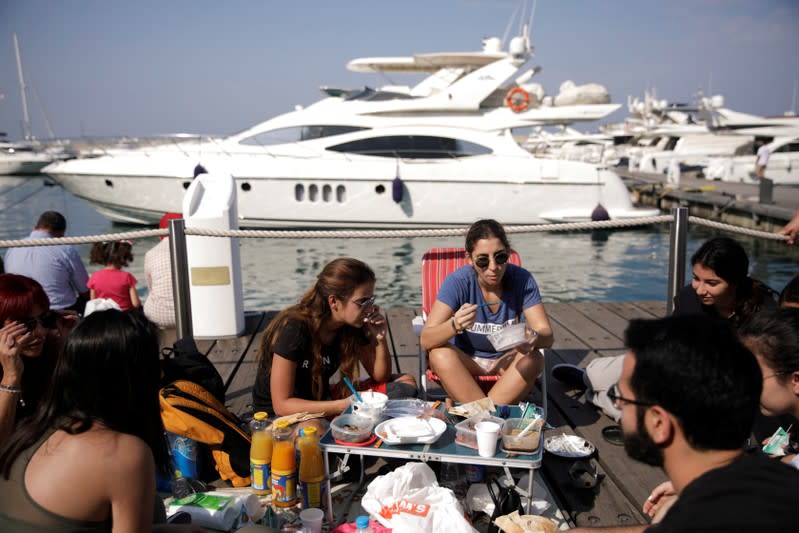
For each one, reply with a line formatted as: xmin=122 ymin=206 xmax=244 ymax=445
xmin=46 ymin=153 xmax=657 ymax=228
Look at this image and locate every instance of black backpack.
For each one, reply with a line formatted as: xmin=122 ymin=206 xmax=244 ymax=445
xmin=160 ymin=337 xmax=226 ymax=404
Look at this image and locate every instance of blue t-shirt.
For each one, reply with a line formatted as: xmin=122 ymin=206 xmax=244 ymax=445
xmin=435 ymin=263 xmax=542 ymax=358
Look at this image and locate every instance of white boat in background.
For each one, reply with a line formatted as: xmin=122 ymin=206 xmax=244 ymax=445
xmin=0 ymin=34 xmax=69 ymax=175
xmin=45 ymin=21 xmax=658 ymax=227
xmin=704 ymin=135 xmax=799 ymax=184
xmin=0 ymin=139 xmax=62 ymax=175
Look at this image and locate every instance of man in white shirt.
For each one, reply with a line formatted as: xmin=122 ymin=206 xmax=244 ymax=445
xmin=755 ymin=138 xmax=769 ymax=180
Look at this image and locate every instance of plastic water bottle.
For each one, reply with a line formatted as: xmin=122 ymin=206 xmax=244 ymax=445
xmin=439 ymin=462 xmax=469 ymax=519
xmin=249 ymin=411 xmax=272 ymax=496
xmin=354 ymin=515 xmax=372 ymax=533
xmin=439 ymin=462 xmax=467 ymax=501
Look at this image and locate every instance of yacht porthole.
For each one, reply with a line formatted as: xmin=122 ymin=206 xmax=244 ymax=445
xmin=104 ymin=179 xmax=113 ymax=187
xmin=309 ymin=184 xmax=319 ymax=202
xmin=375 ymin=184 xmax=385 ymax=194
xmin=336 ymin=185 xmax=346 ymax=203
xmin=295 ymin=184 xmax=305 ymax=201
xmin=241 ymin=182 xmax=251 ymax=192
xmin=322 ymin=184 xmax=332 ymax=202
xmin=182 ymin=182 xmax=191 ymax=190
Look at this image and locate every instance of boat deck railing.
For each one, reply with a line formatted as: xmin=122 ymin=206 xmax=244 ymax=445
xmin=0 ymin=208 xmax=789 ymax=340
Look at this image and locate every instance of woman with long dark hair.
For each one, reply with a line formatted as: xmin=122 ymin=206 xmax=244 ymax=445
xmin=252 ymin=257 xmax=416 ymax=418
xmin=674 ymin=236 xmax=777 ymax=325
xmin=0 ymin=309 xmax=170 ymax=531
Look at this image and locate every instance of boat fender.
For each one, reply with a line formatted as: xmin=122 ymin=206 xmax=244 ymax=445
xmin=505 ymin=87 xmax=530 ymax=113
xmin=193 ymin=163 xmax=207 ymax=178
xmin=591 ymin=203 xmax=610 ymax=222
xmin=392 ymin=176 xmax=404 ymax=203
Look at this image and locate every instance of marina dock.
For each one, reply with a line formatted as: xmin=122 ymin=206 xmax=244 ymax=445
xmin=186 ymin=301 xmax=671 ymax=530
xmin=620 ymin=169 xmax=799 ymax=233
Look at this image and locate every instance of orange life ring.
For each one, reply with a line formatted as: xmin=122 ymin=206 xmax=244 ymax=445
xmin=505 ymin=87 xmax=530 ymax=113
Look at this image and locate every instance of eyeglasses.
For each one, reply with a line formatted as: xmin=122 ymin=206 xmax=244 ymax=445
xmin=19 ymin=311 xmax=58 ymax=333
xmin=607 ymin=383 xmax=654 ymax=409
xmin=352 ymin=295 xmax=376 ymax=310
xmin=763 ymin=371 xmax=791 ymax=381
xmin=473 ymin=251 xmax=510 ymax=269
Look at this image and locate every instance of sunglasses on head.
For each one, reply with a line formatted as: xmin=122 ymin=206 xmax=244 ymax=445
xmin=19 ymin=311 xmax=58 ymax=333
xmin=473 ymin=251 xmax=510 ymax=269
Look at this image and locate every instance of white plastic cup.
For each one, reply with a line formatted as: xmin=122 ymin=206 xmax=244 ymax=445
xmin=351 ymin=391 xmax=388 ymax=423
xmin=299 ymin=507 xmax=324 ymax=533
xmin=475 ymin=421 xmax=501 ymax=457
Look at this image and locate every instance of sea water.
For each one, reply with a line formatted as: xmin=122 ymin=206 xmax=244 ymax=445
xmin=0 ymin=175 xmax=795 ymax=310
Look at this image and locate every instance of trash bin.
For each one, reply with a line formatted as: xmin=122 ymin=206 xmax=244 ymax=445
xmin=182 ymin=172 xmax=244 ymax=338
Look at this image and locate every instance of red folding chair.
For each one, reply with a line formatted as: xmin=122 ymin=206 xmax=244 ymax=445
xmin=412 ymin=247 xmax=522 ymax=399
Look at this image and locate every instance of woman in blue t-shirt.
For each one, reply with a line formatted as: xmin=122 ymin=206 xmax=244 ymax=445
xmin=420 ymin=219 xmax=553 ymax=403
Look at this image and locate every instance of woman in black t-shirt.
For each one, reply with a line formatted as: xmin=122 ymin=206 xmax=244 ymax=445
xmin=252 ymin=258 xmax=416 ymax=419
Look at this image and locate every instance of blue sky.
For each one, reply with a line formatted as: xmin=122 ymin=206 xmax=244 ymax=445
xmin=1 ymin=0 xmax=797 ymax=140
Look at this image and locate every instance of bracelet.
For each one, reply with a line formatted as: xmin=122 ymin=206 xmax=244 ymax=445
xmin=451 ymin=317 xmax=463 ymax=335
xmin=0 ymin=384 xmax=22 ymax=395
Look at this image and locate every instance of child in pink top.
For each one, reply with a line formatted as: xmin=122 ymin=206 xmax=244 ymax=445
xmin=87 ymin=240 xmax=141 ymax=311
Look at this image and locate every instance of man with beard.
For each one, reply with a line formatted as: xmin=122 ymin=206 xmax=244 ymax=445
xmin=569 ymin=315 xmax=799 ymax=532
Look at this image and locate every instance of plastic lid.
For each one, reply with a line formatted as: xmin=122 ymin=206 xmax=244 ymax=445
xmin=355 ymin=516 xmax=369 ymax=529
xmin=303 ymin=426 xmax=317 ymax=436
xmin=253 ymin=411 xmax=268 ymax=421
xmin=275 ymin=420 xmax=290 ymax=429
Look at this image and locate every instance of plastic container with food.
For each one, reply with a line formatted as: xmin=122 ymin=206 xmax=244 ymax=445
xmin=455 ymin=414 xmax=505 ymax=449
xmin=501 ymin=417 xmax=544 ymax=453
xmin=330 ymin=413 xmax=374 ymax=443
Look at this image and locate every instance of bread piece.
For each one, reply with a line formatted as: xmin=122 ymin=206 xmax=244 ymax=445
xmin=494 ymin=510 xmax=557 ymax=533
xmin=518 ymin=514 xmax=556 ymax=533
xmin=494 ymin=511 xmax=524 ymax=533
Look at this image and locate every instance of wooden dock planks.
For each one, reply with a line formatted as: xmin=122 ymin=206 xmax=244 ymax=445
xmin=198 ymin=301 xmax=671 ymax=528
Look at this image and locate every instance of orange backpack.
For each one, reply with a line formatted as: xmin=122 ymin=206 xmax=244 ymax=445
xmin=160 ymin=380 xmax=252 ymax=487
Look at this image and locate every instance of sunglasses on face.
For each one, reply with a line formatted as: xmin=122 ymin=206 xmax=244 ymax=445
xmin=352 ymin=295 xmax=376 ymax=310
xmin=19 ymin=311 xmax=58 ymax=333
xmin=473 ymin=251 xmax=510 ymax=269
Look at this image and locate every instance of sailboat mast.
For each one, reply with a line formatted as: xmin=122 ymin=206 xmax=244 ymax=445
xmin=13 ymin=33 xmax=32 ymax=140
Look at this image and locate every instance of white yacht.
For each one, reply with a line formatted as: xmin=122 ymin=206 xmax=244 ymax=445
xmin=0 ymin=139 xmax=59 ymax=175
xmin=704 ymin=135 xmax=799 ymax=184
xmin=44 ymin=32 xmax=658 ymax=227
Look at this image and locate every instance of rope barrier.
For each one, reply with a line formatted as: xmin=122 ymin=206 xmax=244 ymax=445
xmin=0 ymin=215 xmax=788 ymax=248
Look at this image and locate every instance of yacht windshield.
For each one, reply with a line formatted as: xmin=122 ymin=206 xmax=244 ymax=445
xmin=344 ymin=87 xmax=414 ymax=102
xmin=326 ymin=135 xmax=493 ymax=158
xmin=239 ymin=125 xmax=369 ymax=146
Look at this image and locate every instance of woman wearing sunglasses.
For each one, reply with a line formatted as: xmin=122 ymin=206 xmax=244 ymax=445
xmin=421 ymin=219 xmax=554 ymax=404
xmin=252 ymin=257 xmax=417 ymax=420
xmin=0 ymin=274 xmax=77 ymax=444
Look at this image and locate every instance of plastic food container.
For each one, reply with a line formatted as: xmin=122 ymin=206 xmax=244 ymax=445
xmin=500 ymin=417 xmax=543 ymax=452
xmin=487 ymin=323 xmax=534 ymax=352
xmin=330 ymin=414 xmax=374 ymax=443
xmin=455 ymin=414 xmax=505 ymax=449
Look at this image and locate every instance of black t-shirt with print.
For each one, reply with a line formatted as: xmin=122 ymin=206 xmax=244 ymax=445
xmin=252 ymin=318 xmax=340 ymax=415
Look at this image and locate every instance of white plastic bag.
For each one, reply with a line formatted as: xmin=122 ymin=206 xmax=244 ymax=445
xmin=361 ymin=462 xmax=477 ymax=533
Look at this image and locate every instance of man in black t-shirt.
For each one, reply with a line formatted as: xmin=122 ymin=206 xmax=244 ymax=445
xmin=571 ymin=315 xmax=799 ymax=533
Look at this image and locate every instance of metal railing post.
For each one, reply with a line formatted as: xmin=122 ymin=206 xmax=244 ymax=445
xmin=168 ymin=219 xmax=194 ymax=341
xmin=666 ymin=207 xmax=689 ymax=315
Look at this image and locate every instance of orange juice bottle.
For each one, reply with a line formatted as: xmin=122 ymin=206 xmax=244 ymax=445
xmin=271 ymin=420 xmax=297 ymax=507
xmin=298 ymin=426 xmax=325 ymax=509
xmin=249 ymin=411 xmax=272 ymax=495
